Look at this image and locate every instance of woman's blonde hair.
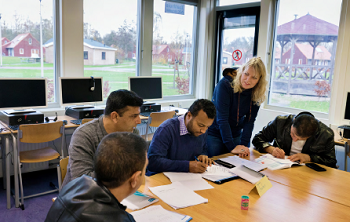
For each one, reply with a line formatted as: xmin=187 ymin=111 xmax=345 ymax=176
xmin=232 ymin=57 xmax=268 ymax=105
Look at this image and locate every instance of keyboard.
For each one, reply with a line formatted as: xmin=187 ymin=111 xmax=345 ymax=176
xmin=70 ymin=119 xmax=83 ymax=125
xmin=8 ymin=125 xmax=20 ymax=131
xmin=339 ymin=125 xmax=350 ymax=130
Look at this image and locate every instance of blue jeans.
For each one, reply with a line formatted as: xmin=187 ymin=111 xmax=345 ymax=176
xmin=206 ymin=134 xmax=241 ymax=157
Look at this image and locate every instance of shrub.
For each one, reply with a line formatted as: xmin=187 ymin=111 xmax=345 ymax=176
xmin=175 ymin=77 xmax=189 ymax=94
xmin=314 ymin=81 xmax=331 ymax=97
xmin=103 ymin=80 xmax=111 ymax=98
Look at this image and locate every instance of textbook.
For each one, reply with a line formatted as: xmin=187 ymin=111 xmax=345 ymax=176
xmin=130 ymin=205 xmax=192 ymax=222
xmin=121 ymin=191 xmax=159 ymax=210
xmin=255 ymin=154 xmax=304 ymax=170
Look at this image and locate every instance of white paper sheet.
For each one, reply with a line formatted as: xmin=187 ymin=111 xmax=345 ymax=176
xmin=177 ymin=178 xmax=214 ymax=191
xmin=149 ymin=182 xmax=208 ymax=209
xmin=130 ymin=205 xmax=192 ymax=222
xmin=220 ymin=156 xmax=266 ymax=172
xmin=164 ymin=172 xmax=202 ymax=182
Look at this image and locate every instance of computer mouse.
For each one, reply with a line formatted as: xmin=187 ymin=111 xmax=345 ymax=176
xmin=175 ymin=109 xmax=179 ymax=113
xmin=62 ymin=120 xmax=68 ymax=125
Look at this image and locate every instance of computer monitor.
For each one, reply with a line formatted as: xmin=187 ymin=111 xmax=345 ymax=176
xmin=128 ymin=77 xmax=162 ymax=101
xmin=0 ymin=78 xmax=47 ymax=112
xmin=344 ymin=92 xmax=350 ymax=121
xmin=60 ymin=77 xmax=103 ymax=106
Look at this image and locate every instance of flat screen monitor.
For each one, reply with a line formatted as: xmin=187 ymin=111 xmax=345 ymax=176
xmin=0 ymin=78 xmax=47 ymax=110
xmin=345 ymin=92 xmax=350 ymax=120
xmin=60 ymin=77 xmax=103 ymax=105
xmin=128 ymin=77 xmax=162 ymax=100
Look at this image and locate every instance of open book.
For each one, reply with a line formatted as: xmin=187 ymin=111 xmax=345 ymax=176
xmin=255 ymin=154 xmax=304 ymax=170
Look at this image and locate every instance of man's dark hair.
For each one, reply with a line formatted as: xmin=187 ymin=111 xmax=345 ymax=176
xmin=94 ymin=132 xmax=147 ymax=188
xmin=292 ymin=113 xmax=318 ymax=138
xmin=104 ymin=90 xmax=143 ymax=116
xmin=188 ymin=99 xmax=216 ymax=119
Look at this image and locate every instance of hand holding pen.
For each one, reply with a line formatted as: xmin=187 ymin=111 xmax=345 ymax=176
xmin=189 ymin=156 xmax=207 ymax=173
xmin=271 ymin=140 xmax=285 ymax=159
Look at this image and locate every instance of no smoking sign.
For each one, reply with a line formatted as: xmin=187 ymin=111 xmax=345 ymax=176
xmin=232 ymin=50 xmax=242 ymax=61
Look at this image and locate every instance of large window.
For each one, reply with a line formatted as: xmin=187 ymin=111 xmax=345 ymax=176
xmin=152 ymin=0 xmax=197 ymax=97
xmin=268 ymin=0 xmax=342 ymax=114
xmin=0 ymin=0 xmax=55 ymax=103
xmin=83 ymin=0 xmax=138 ymax=100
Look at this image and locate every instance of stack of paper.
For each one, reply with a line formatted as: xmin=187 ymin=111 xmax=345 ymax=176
xmin=229 ymin=165 xmax=264 ymax=184
xmin=201 ymin=165 xmax=237 ymax=183
xmin=121 ymin=191 xmax=158 ymax=210
xmin=219 ymin=156 xmax=266 ymax=171
xmin=149 ymin=182 xmax=208 ymax=209
xmin=255 ymin=154 xmax=304 ymax=170
xmin=163 ymin=172 xmax=214 ymax=191
xmin=130 ymin=205 xmax=192 ymax=222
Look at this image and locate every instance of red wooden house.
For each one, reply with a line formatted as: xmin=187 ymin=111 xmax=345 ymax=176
xmin=4 ymin=33 xmax=41 ymax=58
xmin=281 ymin=43 xmax=331 ymax=65
xmin=1 ymin=37 xmax=10 ymax=56
xmin=152 ymin=44 xmax=182 ymax=64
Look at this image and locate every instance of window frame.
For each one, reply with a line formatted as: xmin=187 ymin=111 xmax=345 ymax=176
xmin=84 ymin=51 xmax=88 ymax=60
xmin=101 ymin=52 xmax=106 ymax=60
xmin=260 ymin=0 xmax=344 ymax=120
xmin=19 ymin=48 xmax=24 ymax=54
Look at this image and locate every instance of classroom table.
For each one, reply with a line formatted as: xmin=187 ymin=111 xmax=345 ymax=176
xmin=0 ymin=107 xmax=187 ymax=209
xmin=135 ymin=154 xmax=350 ymax=221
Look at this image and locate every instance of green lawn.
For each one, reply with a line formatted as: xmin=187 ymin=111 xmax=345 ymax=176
xmin=1 ymin=56 xmax=190 ymax=97
xmin=289 ymin=100 xmax=330 ymax=113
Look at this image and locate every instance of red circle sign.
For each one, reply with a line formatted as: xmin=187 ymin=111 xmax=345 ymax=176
xmin=232 ymin=50 xmax=242 ymax=61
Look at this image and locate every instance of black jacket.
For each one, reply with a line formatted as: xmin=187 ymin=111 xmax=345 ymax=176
xmin=252 ymin=114 xmax=337 ymax=168
xmin=45 ymin=175 xmax=136 ymax=222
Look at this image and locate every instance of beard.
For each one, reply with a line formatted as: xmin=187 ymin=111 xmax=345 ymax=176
xmin=187 ymin=119 xmax=201 ymax=137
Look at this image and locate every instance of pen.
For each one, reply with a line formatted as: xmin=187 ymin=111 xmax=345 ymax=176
xmin=195 ymin=156 xmax=200 ymax=162
xmin=275 ymin=139 xmax=281 ymax=148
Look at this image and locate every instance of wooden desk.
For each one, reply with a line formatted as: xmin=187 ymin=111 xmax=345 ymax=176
xmin=137 ymin=171 xmax=350 ymax=221
xmin=215 ymin=150 xmax=350 ymax=207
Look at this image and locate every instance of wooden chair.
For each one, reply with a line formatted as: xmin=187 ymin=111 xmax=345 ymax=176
xmin=57 ymin=156 xmax=69 ymax=191
xmin=16 ymin=121 xmax=65 ymax=210
xmin=81 ymin=118 xmax=94 ymax=125
xmin=145 ymin=111 xmax=175 ymax=141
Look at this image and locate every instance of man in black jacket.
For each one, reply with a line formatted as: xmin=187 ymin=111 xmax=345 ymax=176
xmin=252 ymin=112 xmax=336 ymax=168
xmin=45 ymin=132 xmax=148 ymax=222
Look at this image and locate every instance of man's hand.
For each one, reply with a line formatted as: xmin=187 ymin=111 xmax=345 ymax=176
xmin=271 ymin=147 xmax=285 ymax=159
xmin=198 ymin=155 xmax=214 ymax=166
xmin=189 ymin=161 xmax=207 ymax=173
xmin=288 ymin=153 xmax=311 ymax=163
xmin=231 ymin=145 xmax=250 ymax=158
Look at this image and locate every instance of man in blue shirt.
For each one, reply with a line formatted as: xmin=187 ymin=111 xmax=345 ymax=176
xmin=147 ymin=99 xmax=216 ymax=176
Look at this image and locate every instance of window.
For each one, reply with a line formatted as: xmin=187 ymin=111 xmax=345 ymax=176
xmin=222 ymin=57 xmax=228 ymax=64
xmin=83 ymin=0 xmax=138 ymax=99
xmin=84 ymin=51 xmax=88 ymax=60
xmin=268 ymin=0 xmax=342 ymax=114
xmin=152 ymin=0 xmax=197 ymax=96
xmin=1 ymin=0 xmax=55 ymax=103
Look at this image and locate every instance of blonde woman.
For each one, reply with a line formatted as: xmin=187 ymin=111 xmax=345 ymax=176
xmin=207 ymin=57 xmax=268 ymax=157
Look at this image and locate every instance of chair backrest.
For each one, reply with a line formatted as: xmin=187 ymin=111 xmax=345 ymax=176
xmin=149 ymin=111 xmax=176 ymax=127
xmin=19 ymin=121 xmax=64 ymax=143
xmin=81 ymin=118 xmax=94 ymax=125
xmin=59 ymin=157 xmax=69 ymax=182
